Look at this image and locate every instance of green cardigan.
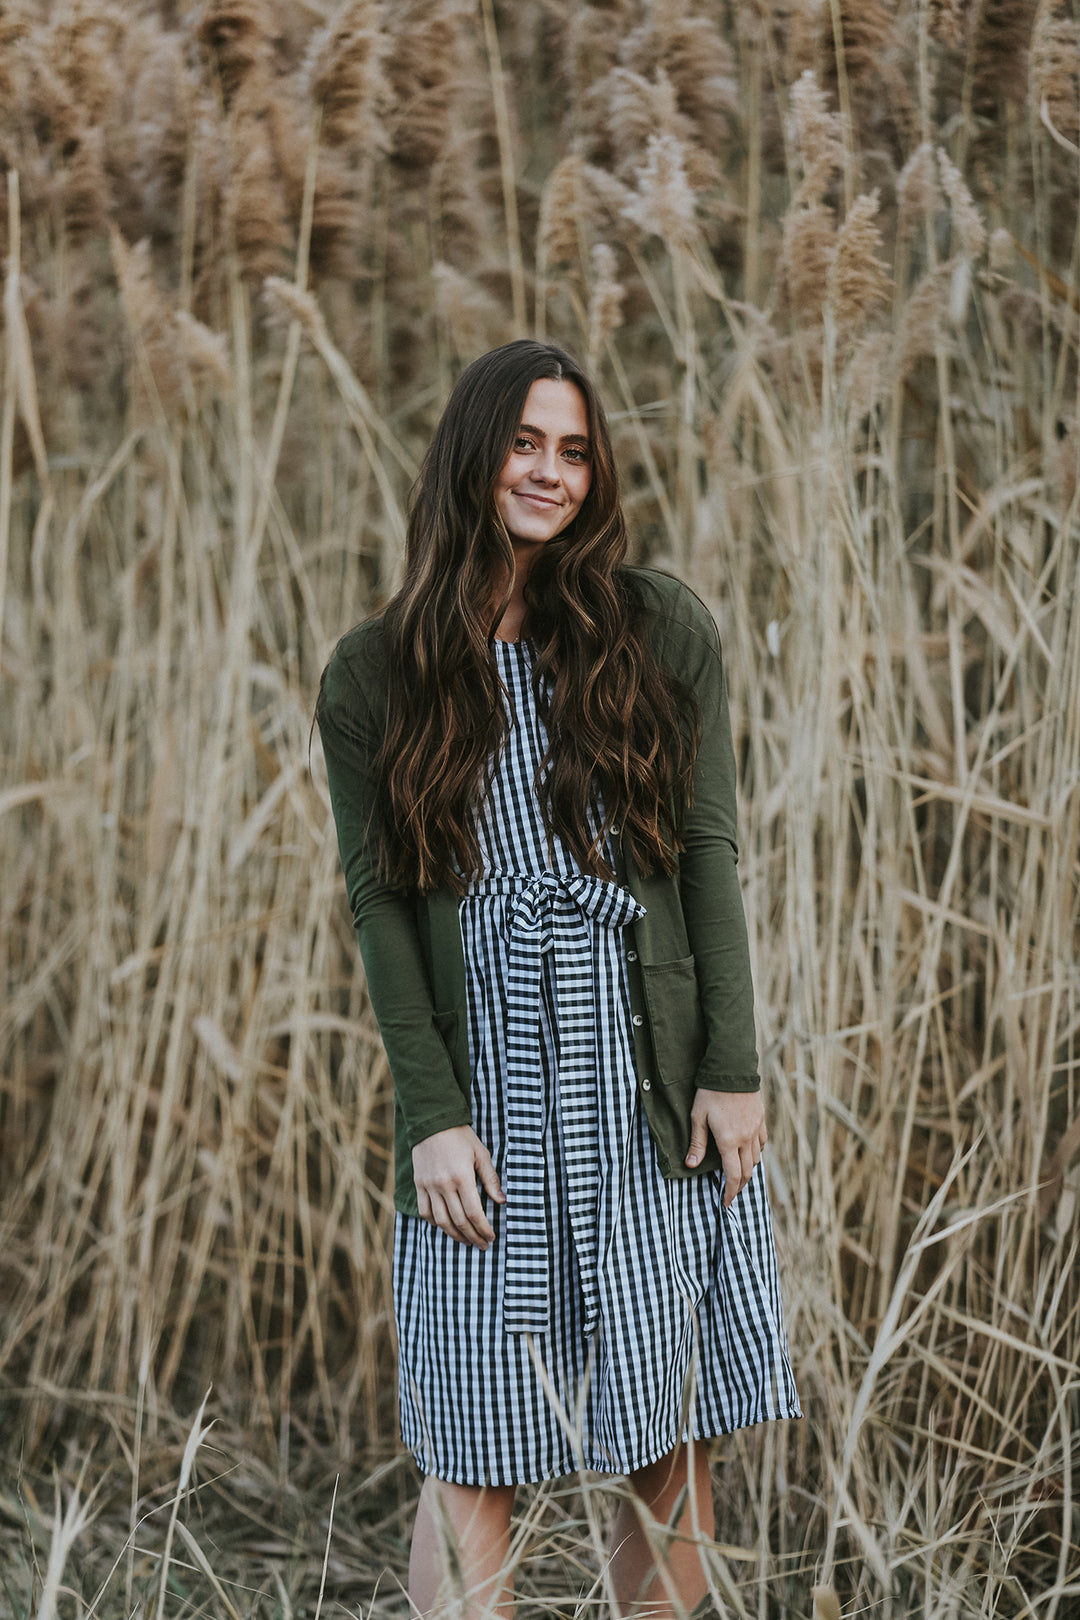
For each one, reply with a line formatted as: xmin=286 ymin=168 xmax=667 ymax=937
xmin=317 ymin=568 xmax=760 ymax=1216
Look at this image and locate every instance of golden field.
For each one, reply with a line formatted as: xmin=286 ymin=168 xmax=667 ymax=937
xmin=0 ymin=1 xmax=1078 ymax=1615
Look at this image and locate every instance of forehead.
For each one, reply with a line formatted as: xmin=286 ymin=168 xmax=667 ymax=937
xmin=519 ymin=377 xmax=589 ymax=436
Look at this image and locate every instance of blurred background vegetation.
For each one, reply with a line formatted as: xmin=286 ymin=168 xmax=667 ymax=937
xmin=1 ymin=1 xmax=1078 ymax=1615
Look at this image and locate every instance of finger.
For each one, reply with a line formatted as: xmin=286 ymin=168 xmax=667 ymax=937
xmin=721 ymin=1146 xmax=744 ymax=1207
xmin=475 ymin=1145 xmax=506 ymax=1206
xmin=416 ymin=1186 xmax=432 ymax=1224
xmin=432 ymin=1179 xmax=495 ymax=1248
xmin=452 ymin=1186 xmax=496 ymax=1248
xmin=685 ymin=1112 xmax=710 ymax=1169
xmin=426 ymin=1191 xmax=466 ymax=1244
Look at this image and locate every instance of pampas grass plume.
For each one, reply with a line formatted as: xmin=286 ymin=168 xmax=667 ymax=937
xmin=60 ymin=125 xmax=110 ymax=246
xmin=828 ymin=190 xmax=891 ymax=326
xmin=620 ymin=12 xmax=739 ymax=152
xmin=433 ymin=259 xmax=505 ymax=359
xmin=621 ymin=131 xmax=697 ymax=248
xmin=538 ymin=154 xmax=585 ymax=272
xmin=788 ymin=69 xmax=845 ymax=207
xmin=937 ymin=147 xmax=986 ymax=258
xmin=929 ymin=0 xmax=972 ymax=48
xmin=52 ymin=2 xmax=127 ymax=129
xmin=587 ymin=242 xmax=624 ymax=370
xmin=175 ymin=309 xmax=232 ymax=392
xmin=225 ymin=103 xmax=293 ymax=284
xmin=110 ymin=229 xmax=185 ymax=417
xmin=196 ymin=0 xmax=269 ymax=109
xmin=894 ymin=264 xmax=951 ymax=376
xmin=781 ymin=200 xmax=836 ymax=318
xmin=301 ymin=0 xmax=389 ymax=151
xmin=1031 ymin=0 xmax=1080 ymax=139
xmin=897 ymin=141 xmax=942 ymax=244
xmin=602 ymin=67 xmax=683 ymax=180
xmin=845 ymin=329 xmax=890 ymax=420
xmin=384 ymin=1 xmax=459 ymax=173
xmin=131 ymin=34 xmax=196 ymax=237
xmin=309 ymin=150 xmax=363 ymax=283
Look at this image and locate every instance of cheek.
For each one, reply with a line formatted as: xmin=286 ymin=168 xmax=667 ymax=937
xmin=572 ymin=468 xmax=592 ymax=510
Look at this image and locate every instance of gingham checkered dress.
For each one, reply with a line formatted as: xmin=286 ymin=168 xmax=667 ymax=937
xmin=394 ymin=639 xmax=800 ymax=1486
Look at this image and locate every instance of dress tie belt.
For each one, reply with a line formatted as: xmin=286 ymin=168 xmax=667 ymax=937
xmin=470 ymin=871 xmax=646 ymax=1335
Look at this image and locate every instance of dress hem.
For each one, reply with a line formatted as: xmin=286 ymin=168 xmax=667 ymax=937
xmin=401 ymin=1400 xmax=803 ymax=1489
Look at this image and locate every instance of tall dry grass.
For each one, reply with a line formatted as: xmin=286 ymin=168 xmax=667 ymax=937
xmin=1 ymin=1 xmax=1078 ymax=1615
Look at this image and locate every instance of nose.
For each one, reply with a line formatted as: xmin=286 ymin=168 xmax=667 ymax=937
xmin=529 ymin=445 xmax=560 ymax=485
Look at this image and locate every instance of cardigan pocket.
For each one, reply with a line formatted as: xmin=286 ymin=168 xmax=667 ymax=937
xmin=641 ymin=956 xmax=707 ymax=1090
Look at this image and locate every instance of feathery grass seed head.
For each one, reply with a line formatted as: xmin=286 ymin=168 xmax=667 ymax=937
xmin=621 ymin=131 xmax=697 ymax=248
xmin=828 ymin=190 xmax=891 ymax=326
xmin=929 ymin=0 xmax=974 ymax=48
xmin=781 ymin=200 xmax=836 ymax=319
xmin=196 ymin=0 xmax=269 ymax=108
xmin=1031 ymin=0 xmax=1080 ymax=140
xmin=385 ymin=1 xmax=459 ymax=173
xmin=587 ymin=242 xmax=624 ymax=369
xmin=301 ymin=0 xmax=389 ymax=150
xmin=788 ymin=70 xmax=845 ymax=207
xmin=897 ymin=142 xmax=942 ymax=244
xmin=938 ymin=147 xmax=986 ymax=258
xmin=538 ymin=154 xmax=585 ymax=272
xmin=225 ymin=106 xmax=293 ymax=283
xmin=893 ymin=264 xmax=951 ymax=375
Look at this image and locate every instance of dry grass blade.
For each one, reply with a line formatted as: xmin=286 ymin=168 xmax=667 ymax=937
xmin=154 ymin=1390 xmax=215 ymax=1620
xmin=313 ymin=1474 xmax=339 ymax=1620
xmin=33 ymin=1462 xmax=101 ymax=1620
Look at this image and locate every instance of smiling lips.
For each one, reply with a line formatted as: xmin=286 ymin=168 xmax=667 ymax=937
xmin=515 ymin=490 xmax=560 ymax=508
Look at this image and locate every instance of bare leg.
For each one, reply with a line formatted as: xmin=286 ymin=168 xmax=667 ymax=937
xmin=409 ymin=1477 xmax=516 ymax=1620
xmin=608 ymin=1443 xmax=715 ymax=1618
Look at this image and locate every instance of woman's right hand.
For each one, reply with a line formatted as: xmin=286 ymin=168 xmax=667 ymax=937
xmin=412 ymin=1126 xmax=506 ymax=1248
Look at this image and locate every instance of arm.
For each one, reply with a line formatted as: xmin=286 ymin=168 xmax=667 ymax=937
xmin=317 ymin=631 xmax=504 ymax=1243
xmin=317 ymin=633 xmax=474 ymax=1148
xmin=663 ymin=593 xmax=766 ymax=1202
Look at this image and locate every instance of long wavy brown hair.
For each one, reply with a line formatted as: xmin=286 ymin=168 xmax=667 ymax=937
xmin=373 ymin=340 xmax=698 ymax=893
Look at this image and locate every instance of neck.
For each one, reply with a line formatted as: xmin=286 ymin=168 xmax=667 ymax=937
xmin=492 ymin=539 xmax=543 ymax=641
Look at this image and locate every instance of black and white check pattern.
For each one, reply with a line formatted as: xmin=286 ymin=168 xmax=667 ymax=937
xmin=394 ymin=639 xmax=800 ymax=1485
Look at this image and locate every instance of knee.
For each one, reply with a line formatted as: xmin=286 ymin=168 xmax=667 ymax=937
xmin=424 ymin=1477 xmax=516 ymax=1543
xmin=628 ymin=1446 xmax=688 ymax=1505
xmin=628 ymin=1443 xmax=712 ymax=1519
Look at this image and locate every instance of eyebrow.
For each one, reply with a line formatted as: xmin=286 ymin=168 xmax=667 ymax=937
xmin=519 ymin=421 xmax=591 ymax=446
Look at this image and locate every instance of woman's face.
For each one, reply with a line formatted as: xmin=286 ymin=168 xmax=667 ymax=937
xmin=493 ymin=378 xmax=592 ymax=546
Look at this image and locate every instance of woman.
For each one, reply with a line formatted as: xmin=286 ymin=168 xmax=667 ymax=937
xmin=317 ymin=340 xmax=799 ymax=1617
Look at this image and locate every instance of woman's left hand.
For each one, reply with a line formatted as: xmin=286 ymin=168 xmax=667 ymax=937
xmin=685 ymin=1089 xmax=767 ymax=1207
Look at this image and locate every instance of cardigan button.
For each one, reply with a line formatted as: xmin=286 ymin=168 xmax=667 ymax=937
xmin=627 ymin=950 xmax=638 ymax=962
xmin=641 ymin=1077 xmax=652 ymax=1091
xmin=632 ymin=1014 xmax=643 ymax=1027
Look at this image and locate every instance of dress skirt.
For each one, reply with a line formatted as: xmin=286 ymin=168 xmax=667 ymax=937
xmin=394 ymin=640 xmax=800 ymax=1487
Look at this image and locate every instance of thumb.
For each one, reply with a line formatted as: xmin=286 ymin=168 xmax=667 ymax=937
xmin=475 ymin=1141 xmax=506 ymax=1203
xmin=685 ymin=1114 xmax=708 ymax=1169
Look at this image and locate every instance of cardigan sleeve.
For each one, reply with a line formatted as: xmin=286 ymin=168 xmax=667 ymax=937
xmin=316 ymin=628 xmax=473 ymax=1149
xmin=654 ymin=579 xmax=761 ymax=1092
